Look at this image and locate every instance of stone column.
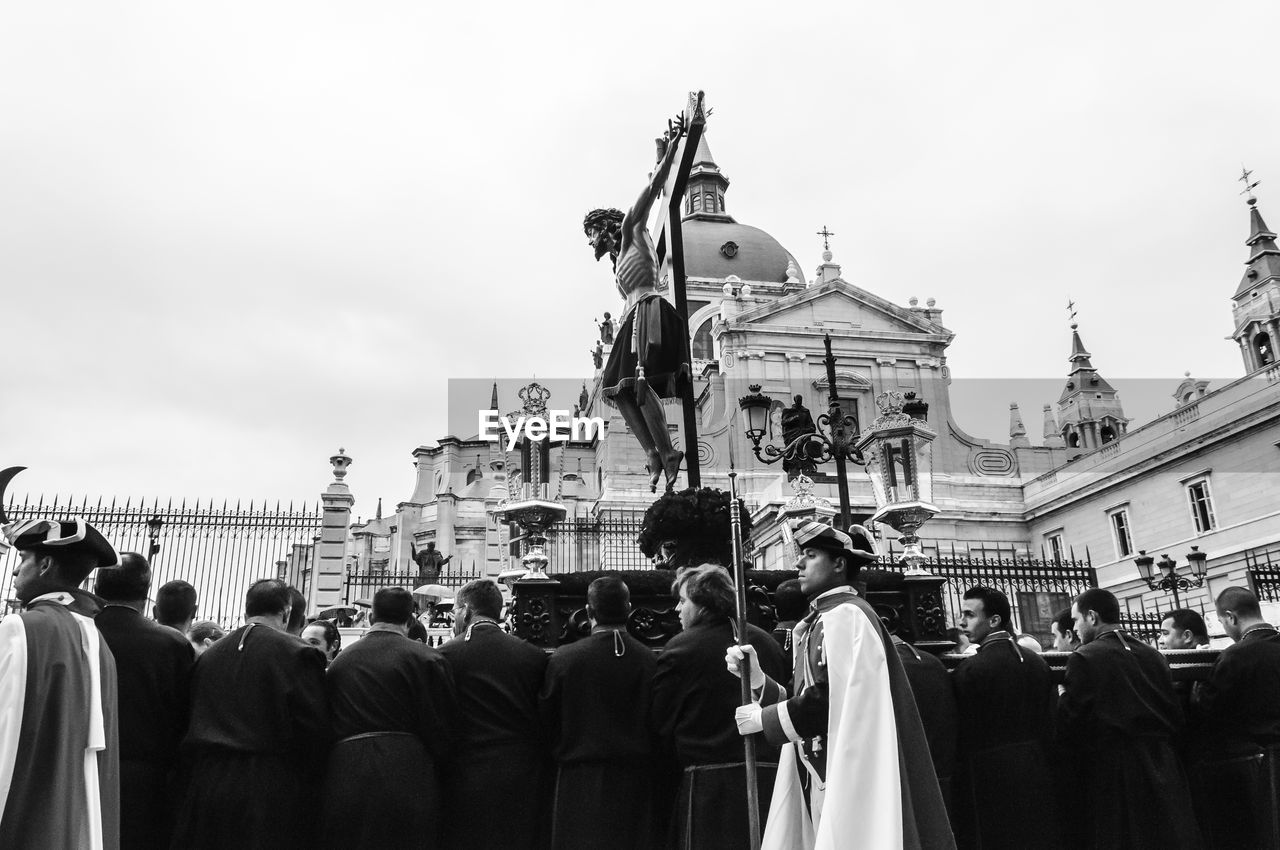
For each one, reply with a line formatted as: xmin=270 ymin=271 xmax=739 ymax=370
xmin=310 ymin=449 xmax=354 ymax=613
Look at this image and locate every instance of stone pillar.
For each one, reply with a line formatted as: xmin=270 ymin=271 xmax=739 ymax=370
xmin=437 ymin=493 xmax=457 ymax=564
xmin=310 ymin=449 xmax=354 ymax=613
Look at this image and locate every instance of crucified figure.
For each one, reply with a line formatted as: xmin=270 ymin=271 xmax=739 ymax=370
xmin=584 ymin=115 xmax=690 ymax=492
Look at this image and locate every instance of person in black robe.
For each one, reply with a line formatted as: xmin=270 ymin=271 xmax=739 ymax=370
xmin=540 ymin=577 xmax=657 ymax=850
xmin=651 ymin=564 xmax=787 ymax=850
xmin=94 ymin=552 xmax=194 ymax=850
xmin=1191 ymin=586 xmax=1280 ymax=848
xmin=953 ymin=587 xmax=1060 ymax=850
xmin=439 ymin=579 xmax=550 ymax=850
xmin=170 ymin=579 xmax=329 ymax=850
xmin=892 ymin=634 xmax=958 ymax=823
xmin=320 ymin=586 xmax=457 ymax=849
xmin=771 ymin=578 xmax=807 ymax=670
xmin=1057 ymin=588 xmax=1200 ymax=850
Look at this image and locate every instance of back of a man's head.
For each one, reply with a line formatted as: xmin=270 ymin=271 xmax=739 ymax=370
xmin=774 ymin=579 xmax=808 ymax=623
xmin=154 ymin=580 xmax=198 ymax=628
xmin=456 ymin=579 xmax=503 ymax=620
xmin=286 ymin=586 xmax=307 ymax=635
xmin=1217 ymin=586 xmax=1263 ymax=620
xmin=93 ymin=552 xmax=152 ymax=603
xmin=587 ymin=576 xmax=631 ymax=626
xmin=245 ymin=579 xmax=291 ymax=619
xmin=1165 ymin=608 xmax=1210 ymax=645
xmin=373 ymin=587 xmax=415 ymax=625
xmin=1074 ymin=588 xmax=1121 ymax=625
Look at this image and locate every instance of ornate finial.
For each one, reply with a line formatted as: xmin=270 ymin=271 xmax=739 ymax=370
xmin=783 ymin=473 xmax=834 ymax=514
xmin=518 ymin=382 xmax=552 ymax=418
xmin=817 ymin=225 xmax=835 ymax=252
xmin=1067 ymin=299 xmax=1078 ymax=324
xmin=1240 ymin=166 xmax=1261 ymax=204
xmin=330 ymin=448 xmax=352 ymax=482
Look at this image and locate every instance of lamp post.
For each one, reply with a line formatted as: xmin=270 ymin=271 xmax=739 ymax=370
xmin=738 ymin=334 xmax=865 ymax=531
xmin=854 ymin=391 xmax=939 ymax=574
xmin=146 ymin=515 xmax=163 ymax=560
xmin=1134 ymin=546 xmax=1209 ymax=609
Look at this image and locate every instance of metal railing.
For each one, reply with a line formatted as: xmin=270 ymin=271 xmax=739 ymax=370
xmin=1 ymin=495 xmax=321 ymax=626
xmin=343 ymin=566 xmax=486 ymax=605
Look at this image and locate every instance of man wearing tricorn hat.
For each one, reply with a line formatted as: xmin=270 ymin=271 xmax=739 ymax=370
xmin=727 ymin=520 xmax=954 ymax=849
xmin=0 ymin=467 xmax=122 ymax=850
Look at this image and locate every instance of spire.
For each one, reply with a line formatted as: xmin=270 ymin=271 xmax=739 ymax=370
xmin=1042 ymin=404 xmax=1064 ymax=447
xmin=1235 ymin=172 xmax=1280 ymax=299
xmin=1009 ymin=403 xmax=1029 ymax=446
xmin=376 ymin=497 xmax=382 ymax=520
xmin=489 ymin=381 xmax=499 ymax=411
xmin=1068 ymin=323 xmax=1093 ymax=368
xmin=684 ymin=132 xmax=732 ymax=222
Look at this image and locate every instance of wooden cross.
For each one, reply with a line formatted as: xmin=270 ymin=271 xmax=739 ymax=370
xmin=652 ymin=91 xmax=708 ymax=489
xmin=817 ymin=225 xmax=835 ymax=251
xmin=1240 ymin=166 xmax=1261 ymax=200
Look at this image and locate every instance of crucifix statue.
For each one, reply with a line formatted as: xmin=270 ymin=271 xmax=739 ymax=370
xmin=584 ymin=110 xmax=697 ymax=492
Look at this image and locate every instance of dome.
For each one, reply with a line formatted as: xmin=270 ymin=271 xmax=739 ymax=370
xmin=683 ymin=218 xmax=797 ymax=284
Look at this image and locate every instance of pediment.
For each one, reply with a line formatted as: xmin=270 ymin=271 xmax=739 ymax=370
xmin=734 ymin=280 xmax=945 ymax=336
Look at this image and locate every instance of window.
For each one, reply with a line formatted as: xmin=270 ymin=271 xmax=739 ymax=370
xmin=1187 ymin=479 xmax=1216 ymax=533
xmin=691 ymin=318 xmax=714 ymax=360
xmin=1256 ymin=332 xmax=1275 ymax=366
xmin=704 ymin=191 xmax=715 ymax=213
xmin=692 ymin=193 xmax=703 ymax=212
xmin=1045 ymin=533 xmax=1064 ymax=563
xmin=1109 ymin=509 xmax=1133 ymax=558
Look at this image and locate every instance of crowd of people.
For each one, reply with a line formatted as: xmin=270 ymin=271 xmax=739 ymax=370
xmin=3 ymin=513 xmax=1280 ymax=849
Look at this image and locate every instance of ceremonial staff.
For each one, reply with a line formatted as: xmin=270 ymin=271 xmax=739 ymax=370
xmin=727 ymin=416 xmax=762 ymax=850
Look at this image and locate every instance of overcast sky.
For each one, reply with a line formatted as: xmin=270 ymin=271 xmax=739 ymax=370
xmin=2 ymin=2 xmax=1274 ymax=515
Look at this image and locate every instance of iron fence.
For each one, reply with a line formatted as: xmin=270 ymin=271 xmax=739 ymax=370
xmin=881 ymin=540 xmax=1098 ymax=646
xmin=343 ymin=566 xmax=486 ymax=605
xmin=1 ymin=495 xmax=321 ymax=627
xmin=544 ymin=510 xmax=652 ymax=573
xmin=1247 ymin=545 xmax=1280 ymax=602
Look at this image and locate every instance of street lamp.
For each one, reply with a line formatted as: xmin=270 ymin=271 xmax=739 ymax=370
xmin=146 ymin=515 xmax=163 ymax=559
xmin=855 ymin=391 xmax=939 ymax=574
xmin=737 ymin=334 xmax=865 ymax=530
xmin=1134 ymin=546 xmax=1209 ymax=609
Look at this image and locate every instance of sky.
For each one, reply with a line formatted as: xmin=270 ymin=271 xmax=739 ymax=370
xmin=1 ymin=2 xmax=1275 ymax=516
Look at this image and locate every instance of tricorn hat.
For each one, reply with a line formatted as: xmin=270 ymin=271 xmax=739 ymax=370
xmin=0 ymin=466 xmax=119 ymax=570
xmin=792 ymin=520 xmax=878 ymax=571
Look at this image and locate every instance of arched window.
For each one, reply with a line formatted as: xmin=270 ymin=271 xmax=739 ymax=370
xmin=692 ymin=193 xmax=703 ymax=213
xmin=1100 ymin=425 xmax=1116 ymax=444
xmin=692 ymin=318 xmax=714 ymax=360
xmin=1256 ymin=332 xmax=1274 ymax=366
xmin=1067 ymin=431 xmax=1080 ymax=448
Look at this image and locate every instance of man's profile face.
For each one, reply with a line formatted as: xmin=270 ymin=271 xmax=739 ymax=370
xmin=1051 ymin=622 xmax=1076 ymax=651
xmin=452 ymin=601 xmax=468 ymax=637
xmin=1072 ymin=603 xmax=1097 ymax=645
xmin=960 ymin=598 xmax=995 ymax=645
xmin=588 ymin=226 xmax=614 ymax=260
xmin=12 ymin=550 xmax=47 ymax=603
xmin=798 ymin=547 xmax=842 ymax=597
xmin=1160 ymin=617 xmax=1194 ymax=650
xmin=1217 ymin=607 xmax=1241 ymax=642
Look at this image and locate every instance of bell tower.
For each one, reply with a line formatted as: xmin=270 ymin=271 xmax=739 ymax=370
xmin=1057 ymin=321 xmax=1127 ymax=456
xmin=1231 ymin=171 xmax=1280 ymax=373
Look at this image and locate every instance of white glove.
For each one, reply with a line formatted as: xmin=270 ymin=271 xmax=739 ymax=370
xmin=725 ymin=644 xmax=765 ymax=690
xmin=735 ymin=703 xmax=764 ymax=735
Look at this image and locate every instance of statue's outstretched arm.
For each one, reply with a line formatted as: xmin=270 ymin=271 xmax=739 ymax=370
xmin=625 ymin=115 xmax=686 ymax=231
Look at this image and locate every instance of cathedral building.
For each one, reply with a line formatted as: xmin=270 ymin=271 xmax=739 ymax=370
xmin=356 ymin=135 xmax=1280 ymax=621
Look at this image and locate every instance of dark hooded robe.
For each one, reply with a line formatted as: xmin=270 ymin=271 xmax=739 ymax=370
xmin=1191 ymin=623 xmax=1280 ymax=848
xmin=893 ymin=637 xmax=959 ymax=820
xmin=170 ymin=621 xmax=329 ymax=850
xmin=1057 ymin=629 xmax=1201 ymax=850
xmin=652 ymin=618 xmax=786 ymax=850
xmin=439 ymin=621 xmax=550 ymax=850
xmin=95 ymin=603 xmax=193 ymax=850
xmin=320 ymin=628 xmax=458 ymax=849
xmin=952 ymin=631 xmax=1061 ymax=850
xmin=0 ymin=590 xmax=121 ymax=850
xmin=540 ymin=625 xmax=658 ymax=850
xmin=757 ymin=588 xmax=955 ymax=850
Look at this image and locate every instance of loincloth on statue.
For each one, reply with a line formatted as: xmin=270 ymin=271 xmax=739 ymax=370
xmin=601 ymin=292 xmax=691 ymax=405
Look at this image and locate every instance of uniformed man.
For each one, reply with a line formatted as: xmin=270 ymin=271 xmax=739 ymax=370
xmin=727 ymin=521 xmax=954 ymax=850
